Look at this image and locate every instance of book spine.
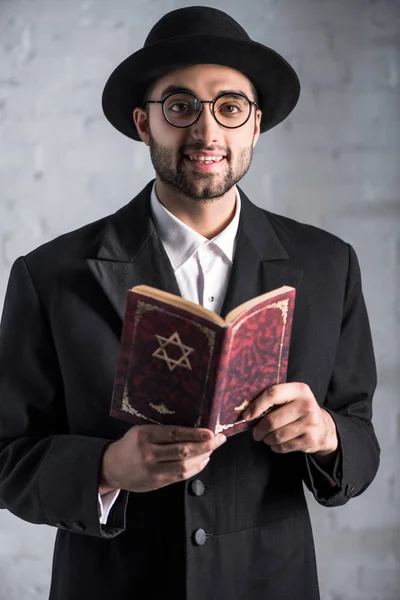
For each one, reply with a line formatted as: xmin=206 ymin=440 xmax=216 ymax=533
xmin=110 ymin=292 xmax=142 ymax=424
xmin=205 ymin=328 xmax=232 ymax=433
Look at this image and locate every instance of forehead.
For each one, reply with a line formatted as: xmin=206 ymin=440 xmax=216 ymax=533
xmin=149 ymin=64 xmax=254 ymax=97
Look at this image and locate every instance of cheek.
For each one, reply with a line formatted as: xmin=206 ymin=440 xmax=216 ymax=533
xmin=153 ymin=122 xmax=188 ymax=149
xmin=228 ymin=136 xmax=254 ymax=161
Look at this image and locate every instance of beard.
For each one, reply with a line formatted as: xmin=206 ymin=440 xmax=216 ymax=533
xmin=149 ymin=130 xmax=253 ymax=201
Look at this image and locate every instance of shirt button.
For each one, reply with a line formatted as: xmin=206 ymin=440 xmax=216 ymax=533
xmin=208 ymin=296 xmax=214 ymax=302
xmin=190 ymin=479 xmax=206 ymax=496
xmin=193 ymin=528 xmax=207 ymax=546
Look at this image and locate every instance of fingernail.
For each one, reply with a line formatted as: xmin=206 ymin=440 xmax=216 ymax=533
xmin=216 ymin=434 xmax=227 ymax=445
xmin=243 ymin=411 xmax=250 ymax=421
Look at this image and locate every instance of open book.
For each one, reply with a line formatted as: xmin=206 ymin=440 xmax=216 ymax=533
xmin=110 ymin=284 xmax=296 ymax=437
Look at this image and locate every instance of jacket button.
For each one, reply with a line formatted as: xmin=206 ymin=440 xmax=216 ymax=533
xmin=345 ymin=484 xmax=355 ymax=496
xmin=73 ymin=521 xmax=86 ymax=532
xmin=190 ymin=479 xmax=206 ymax=496
xmin=56 ymin=521 xmax=68 ymax=530
xmin=193 ymin=528 xmax=207 ymax=546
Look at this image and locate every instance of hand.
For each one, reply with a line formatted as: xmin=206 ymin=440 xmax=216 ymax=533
xmin=99 ymin=425 xmax=226 ymax=494
xmin=243 ymin=382 xmax=338 ymax=456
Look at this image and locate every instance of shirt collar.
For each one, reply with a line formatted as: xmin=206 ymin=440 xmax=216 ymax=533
xmin=150 ymin=182 xmax=241 ymax=271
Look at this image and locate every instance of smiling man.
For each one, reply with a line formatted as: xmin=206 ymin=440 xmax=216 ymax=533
xmin=142 ymin=66 xmax=258 ymax=203
xmin=0 ymin=7 xmax=379 ymax=600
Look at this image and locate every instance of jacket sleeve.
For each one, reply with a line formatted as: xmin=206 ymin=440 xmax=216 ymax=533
xmin=0 ymin=256 xmax=128 ymax=538
xmin=303 ymin=243 xmax=380 ymax=506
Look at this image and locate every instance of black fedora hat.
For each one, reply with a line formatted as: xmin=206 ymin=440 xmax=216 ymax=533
xmin=102 ymin=6 xmax=300 ymax=141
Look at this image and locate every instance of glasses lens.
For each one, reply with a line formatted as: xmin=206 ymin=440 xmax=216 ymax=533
xmin=213 ymin=94 xmax=251 ymax=127
xmin=163 ymin=93 xmax=200 ymax=127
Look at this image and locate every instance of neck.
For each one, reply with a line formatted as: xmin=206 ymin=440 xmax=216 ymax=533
xmin=154 ymin=178 xmax=237 ymax=239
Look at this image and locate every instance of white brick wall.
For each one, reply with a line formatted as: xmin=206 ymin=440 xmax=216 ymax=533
xmin=0 ymin=1 xmax=399 ymax=598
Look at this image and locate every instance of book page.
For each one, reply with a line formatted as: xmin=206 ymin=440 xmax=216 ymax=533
xmin=225 ymin=286 xmax=294 ymax=324
xmin=131 ymin=285 xmax=226 ymax=326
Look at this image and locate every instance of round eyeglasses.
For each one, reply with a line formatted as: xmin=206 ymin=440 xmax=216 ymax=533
xmin=145 ymin=92 xmax=258 ymax=129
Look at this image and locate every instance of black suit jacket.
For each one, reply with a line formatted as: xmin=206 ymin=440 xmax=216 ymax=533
xmin=0 ymin=182 xmax=380 ymax=600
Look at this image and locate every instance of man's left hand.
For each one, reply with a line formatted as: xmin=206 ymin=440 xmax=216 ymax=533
xmin=243 ymin=382 xmax=338 ymax=457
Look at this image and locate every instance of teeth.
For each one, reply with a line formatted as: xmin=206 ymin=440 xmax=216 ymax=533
xmin=187 ymin=155 xmax=224 ymax=163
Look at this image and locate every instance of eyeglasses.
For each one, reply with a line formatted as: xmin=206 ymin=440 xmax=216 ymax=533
xmin=145 ymin=92 xmax=258 ymax=129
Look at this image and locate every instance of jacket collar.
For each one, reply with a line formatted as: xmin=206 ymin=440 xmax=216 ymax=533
xmin=95 ymin=180 xmax=288 ymax=263
xmin=95 ymin=180 xmax=156 ymax=262
xmin=87 ymin=180 xmax=301 ymax=321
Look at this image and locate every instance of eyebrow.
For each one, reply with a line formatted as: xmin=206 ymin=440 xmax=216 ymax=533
xmin=160 ymin=85 xmax=251 ymax=99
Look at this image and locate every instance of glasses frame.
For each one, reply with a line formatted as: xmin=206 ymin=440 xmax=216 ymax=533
xmin=144 ymin=91 xmax=258 ymax=129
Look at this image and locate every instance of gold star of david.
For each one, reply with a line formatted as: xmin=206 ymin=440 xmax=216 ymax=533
xmin=153 ymin=332 xmax=194 ymax=372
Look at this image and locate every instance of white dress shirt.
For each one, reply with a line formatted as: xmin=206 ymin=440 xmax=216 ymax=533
xmin=98 ymin=183 xmax=241 ymax=524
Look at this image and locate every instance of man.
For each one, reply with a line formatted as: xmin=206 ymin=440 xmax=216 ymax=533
xmin=0 ymin=6 xmax=380 ymax=600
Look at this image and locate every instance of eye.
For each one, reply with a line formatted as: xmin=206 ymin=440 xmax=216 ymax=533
xmin=215 ymin=95 xmax=248 ymax=118
xmin=221 ymin=104 xmax=240 ymax=114
xmin=169 ymin=102 xmax=191 ymax=113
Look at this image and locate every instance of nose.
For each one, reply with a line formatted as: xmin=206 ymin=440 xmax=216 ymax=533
xmin=188 ymin=102 xmax=222 ymax=146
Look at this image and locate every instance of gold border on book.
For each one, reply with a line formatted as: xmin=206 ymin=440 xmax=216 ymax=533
xmin=234 ymin=399 xmax=250 ymax=412
xmin=121 ymin=385 xmax=161 ymax=424
xmin=149 ymin=402 xmax=176 ymax=415
xmin=215 ymin=298 xmax=290 ymax=434
xmin=120 ymin=300 xmax=216 ymax=425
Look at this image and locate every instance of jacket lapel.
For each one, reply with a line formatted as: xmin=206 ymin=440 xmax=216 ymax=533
xmin=220 ymin=188 xmax=303 ymax=318
xmin=87 ymin=181 xmax=303 ymax=323
xmin=86 ymin=181 xmax=180 ymax=321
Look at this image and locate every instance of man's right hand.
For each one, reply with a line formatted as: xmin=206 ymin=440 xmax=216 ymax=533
xmin=99 ymin=425 xmax=227 ymax=494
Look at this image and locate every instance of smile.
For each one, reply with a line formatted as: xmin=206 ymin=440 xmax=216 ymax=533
xmin=184 ymin=155 xmax=226 ymax=172
xmin=186 ymin=155 xmax=224 ymax=164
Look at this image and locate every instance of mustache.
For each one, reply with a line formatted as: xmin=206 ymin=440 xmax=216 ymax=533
xmin=180 ymin=144 xmax=230 ymax=157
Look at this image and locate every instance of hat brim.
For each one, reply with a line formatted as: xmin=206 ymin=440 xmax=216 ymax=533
xmin=102 ymin=34 xmax=300 ymax=141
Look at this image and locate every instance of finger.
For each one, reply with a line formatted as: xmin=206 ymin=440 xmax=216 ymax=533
xmin=172 ymin=455 xmax=211 ymax=481
xmin=253 ymin=419 xmax=304 ymax=444
xmin=142 ymin=425 xmax=215 ymax=444
xmin=269 ymin=433 xmax=314 ymax=454
xmin=153 ymin=452 xmax=212 ymax=483
xmin=150 ymin=435 xmax=226 ymax=462
xmin=253 ymin=402 xmax=303 ymax=437
xmin=243 ymin=382 xmax=312 ymax=421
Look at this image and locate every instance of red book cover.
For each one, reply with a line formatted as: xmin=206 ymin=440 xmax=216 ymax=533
xmin=110 ymin=285 xmax=295 ymax=437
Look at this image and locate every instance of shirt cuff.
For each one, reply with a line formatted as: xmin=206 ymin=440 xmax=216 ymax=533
xmin=98 ymin=489 xmax=121 ymax=525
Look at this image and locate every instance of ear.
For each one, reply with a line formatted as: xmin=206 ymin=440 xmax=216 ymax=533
xmin=252 ymin=109 xmax=262 ymax=149
xmin=133 ymin=107 xmax=151 ymax=146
